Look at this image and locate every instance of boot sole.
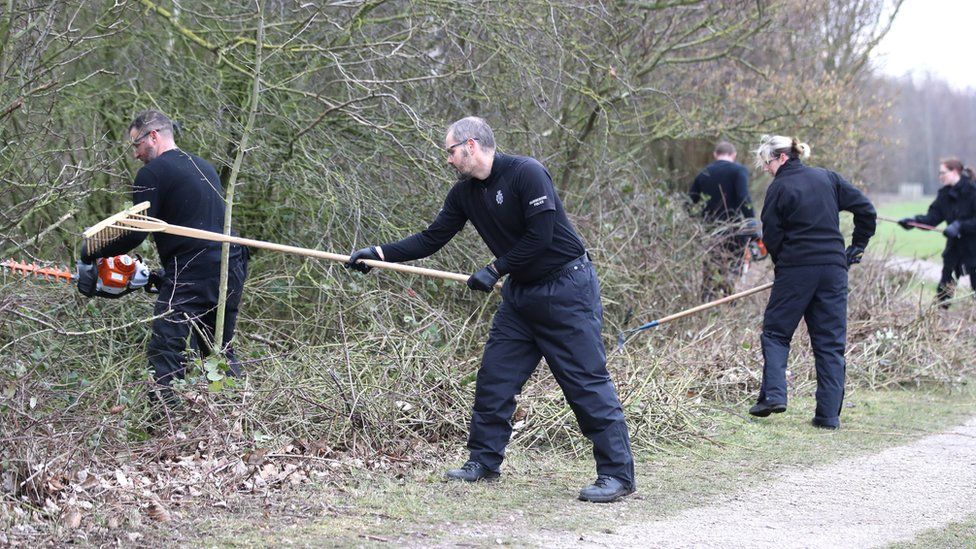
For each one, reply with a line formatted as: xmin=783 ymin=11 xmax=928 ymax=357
xmin=578 ymin=487 xmax=635 ymax=503
xmin=444 ymin=474 xmax=500 ymax=482
xmin=748 ymin=404 xmax=787 ymax=418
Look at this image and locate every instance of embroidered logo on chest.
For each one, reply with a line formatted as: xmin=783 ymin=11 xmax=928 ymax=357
xmin=496 ymin=189 xmax=504 ymax=205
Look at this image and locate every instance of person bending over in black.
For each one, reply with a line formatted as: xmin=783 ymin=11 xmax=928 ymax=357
xmin=346 ymin=116 xmax=635 ymax=503
xmin=898 ymin=158 xmax=976 ymax=308
xmin=749 ymin=134 xmax=875 ymax=430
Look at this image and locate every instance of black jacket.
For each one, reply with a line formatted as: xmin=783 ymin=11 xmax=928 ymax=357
xmin=760 ymin=159 xmax=876 ymax=267
xmin=93 ymin=149 xmax=240 ymax=276
xmin=689 ymin=160 xmax=754 ymax=222
xmin=913 ymin=176 xmax=976 ymax=267
xmin=382 ymin=153 xmax=586 ymax=282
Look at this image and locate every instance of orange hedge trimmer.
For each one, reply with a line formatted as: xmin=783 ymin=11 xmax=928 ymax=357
xmin=1 ymin=259 xmax=75 ymax=284
xmin=2 ymin=255 xmax=156 ymax=298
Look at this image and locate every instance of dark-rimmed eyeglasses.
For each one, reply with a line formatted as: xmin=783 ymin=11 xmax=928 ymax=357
xmin=130 ymin=129 xmax=155 ymax=148
xmin=446 ymin=137 xmax=478 ymax=154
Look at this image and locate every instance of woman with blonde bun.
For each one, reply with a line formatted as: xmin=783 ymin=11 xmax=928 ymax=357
xmin=748 ymin=135 xmax=876 ymax=430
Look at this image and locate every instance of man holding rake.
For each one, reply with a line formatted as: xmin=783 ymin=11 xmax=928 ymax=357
xmin=346 ymin=117 xmax=635 ymax=503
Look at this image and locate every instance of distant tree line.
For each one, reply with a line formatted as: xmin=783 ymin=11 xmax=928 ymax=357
xmin=867 ymin=74 xmax=976 ymax=193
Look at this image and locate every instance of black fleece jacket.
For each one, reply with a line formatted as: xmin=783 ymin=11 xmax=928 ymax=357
xmin=689 ymin=160 xmax=755 ymax=222
xmin=91 ymin=149 xmax=235 ymax=276
xmin=760 ymin=159 xmax=876 ymax=267
xmin=381 ymin=153 xmax=585 ymax=282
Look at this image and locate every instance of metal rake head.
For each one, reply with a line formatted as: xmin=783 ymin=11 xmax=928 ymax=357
xmin=82 ymin=201 xmax=158 ymax=257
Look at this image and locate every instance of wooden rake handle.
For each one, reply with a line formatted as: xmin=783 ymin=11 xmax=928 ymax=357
xmin=628 ymin=281 xmax=774 ymax=332
xmin=116 ymin=210 xmax=488 ymax=287
xmin=876 ymin=215 xmax=940 ymax=232
xmin=652 ymin=282 xmax=774 ymax=327
xmin=615 ymin=281 xmax=774 ymax=351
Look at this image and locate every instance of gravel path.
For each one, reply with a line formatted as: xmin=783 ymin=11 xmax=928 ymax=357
xmin=540 ymin=416 xmax=976 ymax=548
xmin=884 ymin=256 xmax=955 ymax=284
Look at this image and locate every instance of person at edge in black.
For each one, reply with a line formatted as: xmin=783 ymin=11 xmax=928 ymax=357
xmin=81 ymin=110 xmax=248 ymax=416
xmin=345 ymin=117 xmax=635 ymax=503
xmin=897 ymin=158 xmax=976 ymax=308
xmin=689 ymin=140 xmax=759 ymax=301
xmin=748 ymin=134 xmax=876 ymax=430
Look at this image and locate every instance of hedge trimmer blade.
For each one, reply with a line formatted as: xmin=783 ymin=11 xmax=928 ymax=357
xmin=1 ymin=259 xmax=75 ymax=283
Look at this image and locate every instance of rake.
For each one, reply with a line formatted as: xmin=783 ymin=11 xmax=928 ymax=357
xmin=876 ymin=215 xmax=940 ymax=232
xmin=83 ymin=202 xmax=491 ymax=287
xmin=615 ymin=281 xmax=774 ymax=351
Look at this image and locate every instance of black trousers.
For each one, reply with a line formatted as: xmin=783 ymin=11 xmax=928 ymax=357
xmin=467 ymin=256 xmax=635 ymax=486
xmin=758 ymin=264 xmax=847 ymax=428
xmin=936 ymin=258 xmax=976 ymax=307
xmin=148 ymin=247 xmax=248 ymax=399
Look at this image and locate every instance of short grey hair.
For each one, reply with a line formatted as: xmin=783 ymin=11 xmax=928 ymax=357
xmin=447 ymin=116 xmax=495 ymax=150
xmin=753 ymin=134 xmax=810 ymax=169
xmin=129 ymin=110 xmax=175 ymax=136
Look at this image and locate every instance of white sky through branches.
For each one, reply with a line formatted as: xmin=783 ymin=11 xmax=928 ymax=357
xmin=873 ymin=0 xmax=976 ymax=91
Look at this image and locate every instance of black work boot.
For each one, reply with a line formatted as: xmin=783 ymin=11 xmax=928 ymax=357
xmin=444 ymin=461 xmax=499 ymax=482
xmin=811 ymin=418 xmax=839 ymax=430
xmin=748 ymin=401 xmax=787 ymax=417
xmin=578 ymin=475 xmax=634 ymax=503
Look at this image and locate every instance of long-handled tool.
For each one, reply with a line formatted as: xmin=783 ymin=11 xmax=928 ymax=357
xmin=616 ymin=281 xmax=774 ymax=350
xmin=877 ymin=215 xmax=940 ymax=232
xmin=83 ymin=202 xmax=493 ymax=288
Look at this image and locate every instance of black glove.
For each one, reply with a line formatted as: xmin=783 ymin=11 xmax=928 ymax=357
xmin=845 ymin=244 xmax=865 ymax=266
xmin=80 ymin=241 xmax=96 ymax=263
xmin=467 ymin=263 xmax=500 ymax=293
xmin=745 ymin=218 xmax=762 ymax=240
xmin=145 ymin=269 xmax=165 ymax=294
xmin=76 ymin=260 xmax=98 ymax=297
xmin=944 ymin=221 xmax=962 ymax=239
xmin=897 ymin=217 xmax=915 ymax=230
xmin=346 ymin=246 xmax=381 ymax=273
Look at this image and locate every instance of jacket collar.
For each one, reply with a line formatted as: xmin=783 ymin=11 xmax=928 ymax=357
xmin=469 ymin=152 xmax=509 ymax=186
xmin=947 ymin=175 xmax=974 ymax=197
xmin=773 ymin=157 xmax=804 ymax=179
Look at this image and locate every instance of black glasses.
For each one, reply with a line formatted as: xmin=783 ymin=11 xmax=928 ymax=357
xmin=446 ymin=137 xmax=477 ymax=153
xmin=130 ymin=129 xmax=155 ymax=148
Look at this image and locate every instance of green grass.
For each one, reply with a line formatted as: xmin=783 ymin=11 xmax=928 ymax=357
xmin=184 ymin=384 xmax=976 ymax=547
xmin=868 ymin=198 xmax=946 ymax=260
xmin=887 ymin=515 xmax=976 ymax=548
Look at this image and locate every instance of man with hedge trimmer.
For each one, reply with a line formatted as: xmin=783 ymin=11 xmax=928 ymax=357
xmin=81 ymin=110 xmax=249 ymax=414
xmin=689 ymin=140 xmax=761 ymax=301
